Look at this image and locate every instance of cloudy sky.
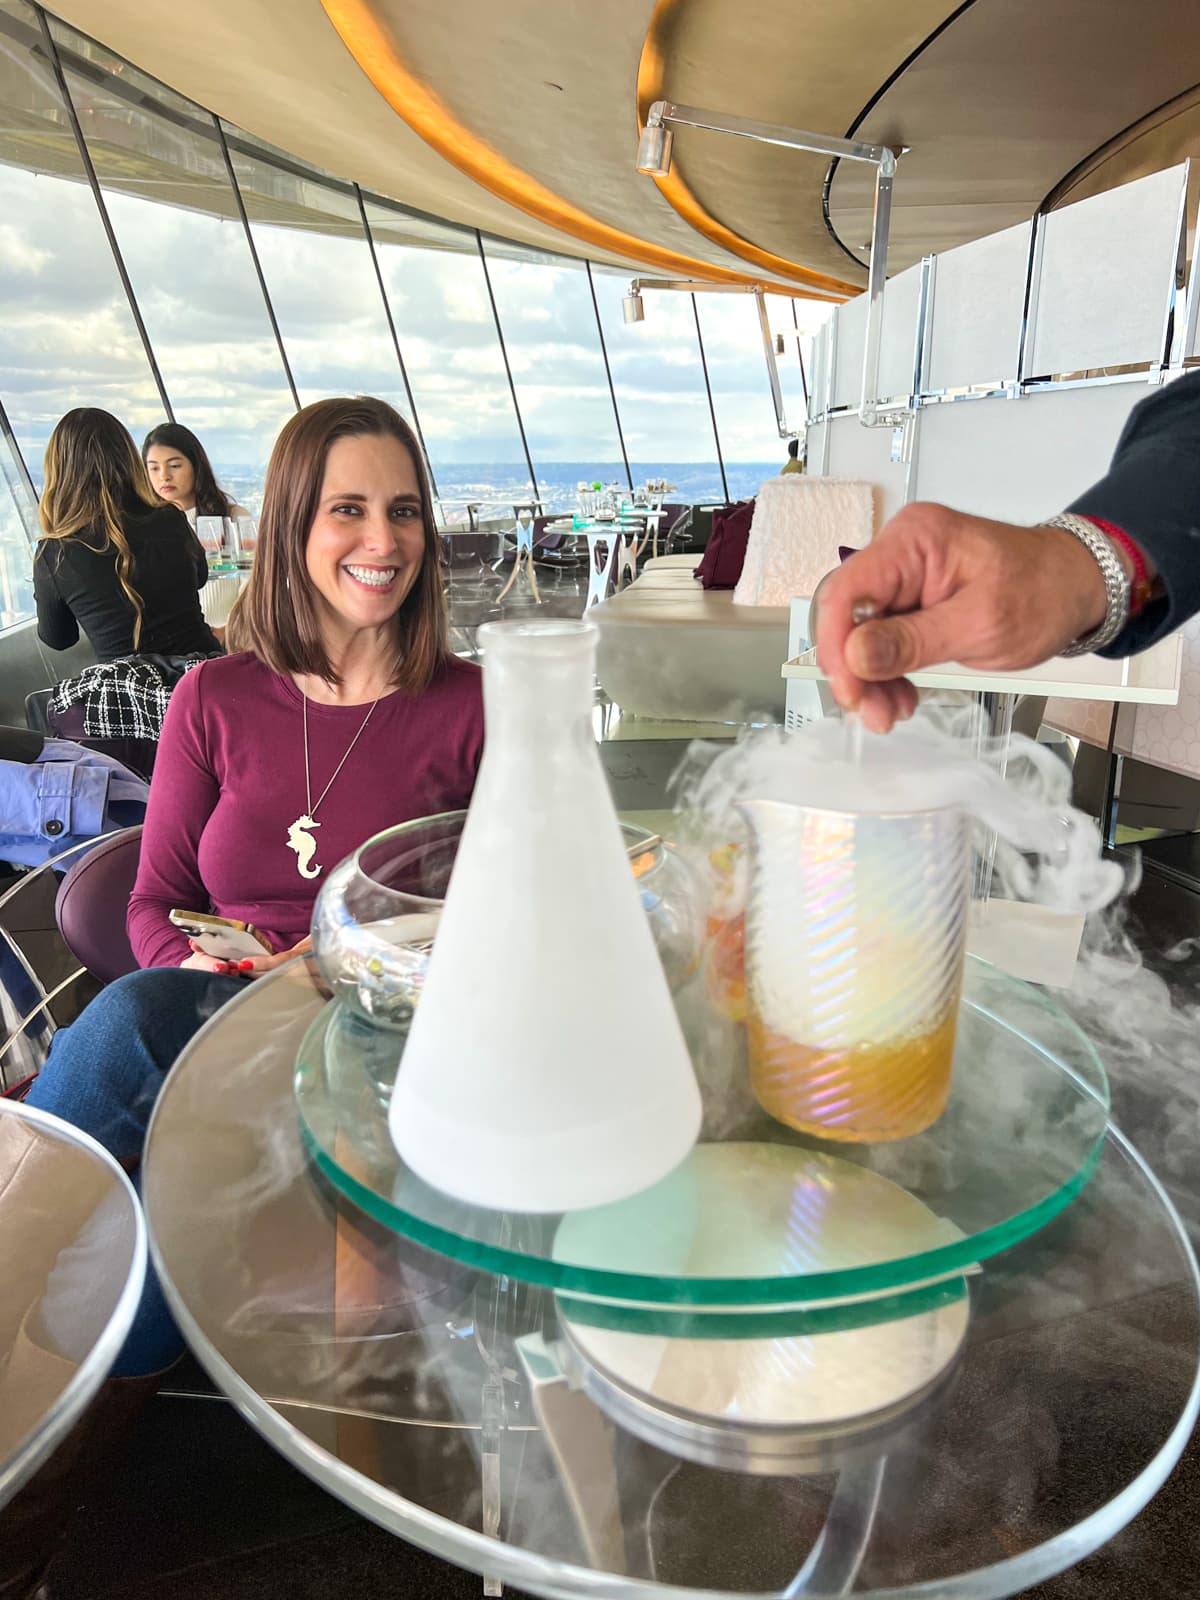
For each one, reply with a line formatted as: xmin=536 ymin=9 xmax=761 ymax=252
xmin=0 ymin=158 xmax=830 ymax=487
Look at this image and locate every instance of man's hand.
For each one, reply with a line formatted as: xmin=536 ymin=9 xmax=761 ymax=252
xmin=814 ymin=503 xmax=1113 ymax=732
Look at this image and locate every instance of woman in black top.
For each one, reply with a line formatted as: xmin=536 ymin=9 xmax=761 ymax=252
xmin=34 ymin=409 xmax=221 ymax=660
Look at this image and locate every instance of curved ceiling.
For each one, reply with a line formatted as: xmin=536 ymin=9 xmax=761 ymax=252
xmin=46 ymin=0 xmax=1200 ymax=296
xmin=826 ymin=0 xmax=1200 ymax=276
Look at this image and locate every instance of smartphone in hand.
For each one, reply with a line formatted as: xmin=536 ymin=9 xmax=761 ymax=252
xmin=168 ymin=910 xmax=273 ymax=961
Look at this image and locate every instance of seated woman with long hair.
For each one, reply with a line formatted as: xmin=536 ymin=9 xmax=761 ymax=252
xmin=34 ymin=408 xmax=221 ymax=661
xmin=142 ymin=422 xmax=250 ymax=527
xmin=27 ymin=396 xmax=483 ymax=1373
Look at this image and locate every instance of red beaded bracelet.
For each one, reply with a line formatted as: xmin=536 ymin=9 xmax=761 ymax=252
xmin=1082 ymin=517 xmax=1155 ymax=618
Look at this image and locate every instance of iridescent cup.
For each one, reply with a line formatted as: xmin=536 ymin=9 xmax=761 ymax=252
xmin=739 ymin=798 xmax=970 ymax=1143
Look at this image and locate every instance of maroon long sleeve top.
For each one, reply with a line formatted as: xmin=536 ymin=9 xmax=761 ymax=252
xmin=128 ymin=651 xmax=483 ymax=967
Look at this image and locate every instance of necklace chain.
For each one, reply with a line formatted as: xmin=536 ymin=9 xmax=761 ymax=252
xmin=302 ymin=691 xmax=381 ymax=819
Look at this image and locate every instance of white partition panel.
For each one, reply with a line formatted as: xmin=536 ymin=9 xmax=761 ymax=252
xmin=924 ymin=220 xmax=1032 ymax=393
xmin=806 ymin=418 xmax=828 ymax=475
xmin=831 ymin=291 xmax=869 ymax=409
xmin=1029 ymin=164 xmax=1186 ymax=377
xmin=876 ymin=262 xmax=924 ymax=402
xmin=809 ymin=322 xmax=831 ymax=417
xmin=910 ymin=383 xmax=1144 ymax=523
xmin=824 ymin=413 xmax=907 ymax=531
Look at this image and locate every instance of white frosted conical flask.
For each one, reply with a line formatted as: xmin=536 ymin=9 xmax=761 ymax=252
xmin=389 ymin=620 xmax=701 ymax=1211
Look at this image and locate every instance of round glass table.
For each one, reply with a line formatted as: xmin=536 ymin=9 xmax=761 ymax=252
xmin=293 ymin=955 xmax=1110 ymax=1334
xmin=0 ymin=1099 xmax=146 ymax=1508
xmin=143 ymin=960 xmax=1200 ymax=1599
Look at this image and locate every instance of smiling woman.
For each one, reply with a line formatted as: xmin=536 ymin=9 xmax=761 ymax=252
xmin=28 ymin=395 xmax=484 ymax=1384
xmin=230 ymin=396 xmax=449 ymax=698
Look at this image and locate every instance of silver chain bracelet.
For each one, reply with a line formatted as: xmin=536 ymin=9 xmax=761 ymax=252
xmin=1038 ymin=513 xmax=1131 ymax=656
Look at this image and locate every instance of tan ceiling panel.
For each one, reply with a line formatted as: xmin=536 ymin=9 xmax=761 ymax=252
xmin=647 ymin=0 xmax=964 ymax=288
xmin=49 ymin=0 xmax=1199 ymax=295
xmin=318 ymin=0 xmax=842 ymax=290
xmin=827 ymin=0 xmax=1200 ymax=274
xmin=46 ymin=0 xmax=753 ymax=276
xmin=1047 ymin=87 xmax=1200 ymax=209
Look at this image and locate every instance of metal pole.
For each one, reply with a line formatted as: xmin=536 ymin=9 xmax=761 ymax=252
xmin=38 ymin=5 xmax=174 ymax=420
xmin=647 ymin=100 xmax=898 ymax=428
xmin=213 ymin=115 xmax=301 ymax=412
xmin=475 ymin=232 xmax=539 ymax=498
xmin=0 ymin=391 xmax=39 ymax=506
xmin=356 ymin=185 xmax=439 ymax=499
xmin=858 ymin=152 xmax=896 ymax=426
xmin=755 ymin=289 xmax=788 ymax=437
xmin=587 ymin=263 xmax=633 ymax=491
xmin=691 ymin=294 xmax=729 ymax=502
xmin=791 ymin=299 xmax=810 ymax=412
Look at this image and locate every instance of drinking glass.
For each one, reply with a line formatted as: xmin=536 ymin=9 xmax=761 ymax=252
xmin=740 ymin=797 xmax=970 ymax=1143
xmin=195 ymin=516 xmax=225 ymax=559
xmin=233 ymin=517 xmax=258 ymax=562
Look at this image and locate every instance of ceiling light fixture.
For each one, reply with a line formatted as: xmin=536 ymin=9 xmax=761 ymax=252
xmin=635 ymin=101 xmax=903 ymax=428
xmin=622 ymin=291 xmax=645 ymax=323
xmin=636 ymin=121 xmax=674 ymax=177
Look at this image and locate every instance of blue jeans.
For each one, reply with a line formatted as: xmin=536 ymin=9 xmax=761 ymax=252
xmin=27 ymin=968 xmax=244 ymax=1375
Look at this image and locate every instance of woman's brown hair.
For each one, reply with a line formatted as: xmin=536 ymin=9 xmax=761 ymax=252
xmin=229 ymin=397 xmax=447 ymax=691
xmin=38 ymin=408 xmax=161 ymax=648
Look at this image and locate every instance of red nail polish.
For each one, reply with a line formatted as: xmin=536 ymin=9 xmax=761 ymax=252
xmin=237 ymin=959 xmax=255 ymax=972
xmin=215 ymin=961 xmax=232 ymax=974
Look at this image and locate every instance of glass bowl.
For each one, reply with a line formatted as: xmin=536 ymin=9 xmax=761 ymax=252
xmin=312 ymin=810 xmax=703 ymax=1029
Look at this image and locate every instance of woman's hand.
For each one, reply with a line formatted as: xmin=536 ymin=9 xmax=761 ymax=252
xmin=179 ymin=935 xmax=312 ymax=978
xmin=180 ymin=941 xmax=232 ymax=973
xmin=233 ymin=936 xmax=313 ymax=980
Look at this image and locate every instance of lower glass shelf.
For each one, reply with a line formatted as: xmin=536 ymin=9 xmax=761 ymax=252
xmin=294 ymin=957 xmax=1107 ymax=1323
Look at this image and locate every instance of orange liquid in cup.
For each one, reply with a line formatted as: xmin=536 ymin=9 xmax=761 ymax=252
xmin=746 ymin=1004 xmax=960 ymax=1143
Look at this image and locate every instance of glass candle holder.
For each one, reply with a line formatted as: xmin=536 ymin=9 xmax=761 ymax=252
xmin=313 ymin=812 xmax=701 ymax=1032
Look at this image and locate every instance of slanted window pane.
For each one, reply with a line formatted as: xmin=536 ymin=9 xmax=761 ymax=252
xmin=0 ymin=0 xmax=161 ymax=482
xmin=591 ymin=268 xmax=726 ymax=503
xmin=47 ymin=14 xmax=297 ymax=511
xmin=0 ymin=424 xmax=38 ymax=629
xmin=365 ymin=203 xmax=533 ymax=522
xmin=694 ymin=294 xmax=786 ymax=498
xmin=482 ymin=247 xmax=624 ymax=509
xmin=227 ymin=132 xmax=411 ymax=427
xmin=764 ymin=293 xmax=815 ymax=435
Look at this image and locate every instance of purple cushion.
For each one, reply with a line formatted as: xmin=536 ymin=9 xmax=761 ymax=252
xmin=701 ymin=500 xmax=755 ymax=589
xmin=55 ymin=825 xmax=143 ymax=985
xmin=692 ymin=511 xmax=727 ymax=586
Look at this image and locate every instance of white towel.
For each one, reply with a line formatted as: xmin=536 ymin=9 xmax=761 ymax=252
xmin=733 ymin=478 xmax=873 ymax=606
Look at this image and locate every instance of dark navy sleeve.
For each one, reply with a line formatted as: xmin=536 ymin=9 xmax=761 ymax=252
xmin=1068 ymin=372 xmax=1200 ymax=657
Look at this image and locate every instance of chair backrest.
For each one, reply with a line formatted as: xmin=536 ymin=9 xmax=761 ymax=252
xmin=55 ymin=827 xmax=143 ymax=987
xmin=24 ymin=690 xmax=52 ymax=735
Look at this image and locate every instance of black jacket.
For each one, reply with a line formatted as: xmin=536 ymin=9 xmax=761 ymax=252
xmin=34 ymin=502 xmax=220 ymax=661
xmin=1069 ymin=371 xmax=1200 ymax=657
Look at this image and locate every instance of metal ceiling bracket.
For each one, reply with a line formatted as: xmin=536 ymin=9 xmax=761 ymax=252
xmin=640 ymin=101 xmax=900 ymax=429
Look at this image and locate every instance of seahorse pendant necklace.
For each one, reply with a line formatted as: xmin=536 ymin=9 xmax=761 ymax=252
xmin=287 ymin=691 xmax=381 ymax=880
